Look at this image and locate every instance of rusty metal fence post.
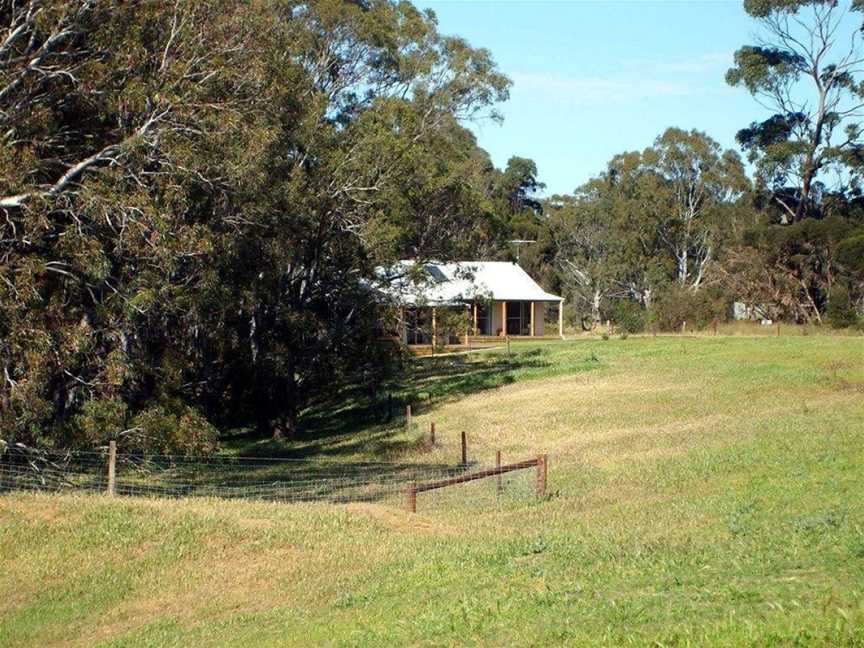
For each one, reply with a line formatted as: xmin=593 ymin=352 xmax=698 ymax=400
xmin=430 ymin=422 xmax=435 ymax=445
xmin=461 ymin=431 xmax=467 ymax=465
xmin=496 ymin=450 xmax=502 ymax=495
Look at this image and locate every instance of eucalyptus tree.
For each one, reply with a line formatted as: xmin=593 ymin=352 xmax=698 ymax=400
xmin=548 ymin=192 xmax=622 ymax=329
xmin=216 ymin=1 xmax=510 ymax=439
xmin=726 ymin=0 xmax=864 ymax=222
xmin=1 ymin=0 xmax=277 ymax=449
xmin=549 ymin=152 xmax=666 ymax=326
xmin=0 ymin=0 xmax=511 ymax=447
xmin=642 ymin=128 xmax=749 ymax=291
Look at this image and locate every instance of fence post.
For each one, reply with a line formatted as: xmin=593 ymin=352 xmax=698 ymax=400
xmin=496 ymin=450 xmax=502 ymax=495
xmin=535 ymin=454 xmax=547 ymax=499
xmin=461 ymin=431 xmax=467 ymax=465
xmin=776 ymin=322 xmax=780 ymax=337
xmin=405 ymin=481 xmax=417 ymax=513
xmin=405 ymin=404 xmax=412 ymax=430
xmin=107 ymin=440 xmax=117 ymax=496
xmin=430 ymin=422 xmax=436 ymax=445
xmin=713 ymin=319 xmax=718 ymax=336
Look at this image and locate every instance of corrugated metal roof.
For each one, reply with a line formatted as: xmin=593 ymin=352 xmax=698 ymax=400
xmin=376 ymin=261 xmax=562 ymax=305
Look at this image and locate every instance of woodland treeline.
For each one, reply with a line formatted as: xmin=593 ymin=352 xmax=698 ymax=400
xmin=1 ymin=0 xmax=863 ymax=452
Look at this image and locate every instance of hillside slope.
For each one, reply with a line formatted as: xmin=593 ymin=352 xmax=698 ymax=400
xmin=2 ymin=336 xmax=863 ymax=646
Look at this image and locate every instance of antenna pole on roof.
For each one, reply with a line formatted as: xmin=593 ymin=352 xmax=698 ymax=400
xmin=508 ymin=239 xmax=536 ymax=265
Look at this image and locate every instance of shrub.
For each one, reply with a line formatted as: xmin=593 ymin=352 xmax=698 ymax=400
xmin=650 ymin=285 xmax=728 ymax=332
xmin=131 ymin=403 xmax=219 ymax=456
xmin=613 ymin=300 xmax=646 ymax=334
xmin=68 ymin=396 xmax=219 ymax=455
xmin=70 ymin=397 xmax=127 ymax=447
xmin=826 ymin=287 xmax=859 ymax=329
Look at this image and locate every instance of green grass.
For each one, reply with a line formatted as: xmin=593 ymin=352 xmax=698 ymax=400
xmin=2 ymin=335 xmax=864 ymax=646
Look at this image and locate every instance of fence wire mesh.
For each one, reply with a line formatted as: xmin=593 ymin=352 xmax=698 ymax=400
xmin=0 ymin=446 xmax=543 ymax=510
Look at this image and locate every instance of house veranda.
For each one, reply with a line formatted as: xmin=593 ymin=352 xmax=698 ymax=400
xmin=377 ymin=261 xmax=564 ymax=349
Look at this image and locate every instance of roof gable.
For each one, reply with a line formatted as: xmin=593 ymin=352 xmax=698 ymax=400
xmin=376 ymin=261 xmax=562 ymax=305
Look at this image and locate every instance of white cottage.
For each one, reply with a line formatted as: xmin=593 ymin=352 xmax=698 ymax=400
xmin=377 ymin=261 xmax=564 ymax=346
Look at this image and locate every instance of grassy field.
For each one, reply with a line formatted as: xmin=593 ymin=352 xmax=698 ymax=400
xmin=2 ymin=335 xmax=864 ymax=646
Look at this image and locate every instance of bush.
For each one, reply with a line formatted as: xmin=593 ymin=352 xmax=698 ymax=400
xmin=826 ymin=287 xmax=860 ymax=329
xmin=70 ymin=397 xmax=127 ymax=447
xmin=131 ymin=403 xmax=219 ymax=456
xmin=613 ymin=300 xmax=646 ymax=334
xmin=68 ymin=396 xmax=219 ymax=455
xmin=650 ymin=285 xmax=728 ymax=332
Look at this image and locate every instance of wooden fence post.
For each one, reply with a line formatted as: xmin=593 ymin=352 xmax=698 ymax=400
xmin=107 ymin=440 xmax=117 ymax=496
xmin=535 ymin=454 xmax=547 ymax=499
xmin=461 ymin=431 xmax=467 ymax=465
xmin=405 ymin=481 xmax=417 ymax=513
xmin=430 ymin=422 xmax=435 ymax=445
xmin=405 ymin=404 xmax=412 ymax=430
xmin=496 ymin=450 xmax=502 ymax=495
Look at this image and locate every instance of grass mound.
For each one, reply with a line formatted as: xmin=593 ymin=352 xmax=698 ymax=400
xmin=2 ymin=336 xmax=863 ymax=646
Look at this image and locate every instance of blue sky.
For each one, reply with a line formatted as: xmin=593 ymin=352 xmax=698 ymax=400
xmin=415 ymin=1 xmax=770 ymax=196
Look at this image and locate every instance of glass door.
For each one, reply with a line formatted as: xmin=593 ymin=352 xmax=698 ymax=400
xmin=505 ymin=301 xmax=530 ymax=335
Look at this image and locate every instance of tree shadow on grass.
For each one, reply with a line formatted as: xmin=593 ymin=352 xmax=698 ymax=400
xmin=0 ymin=450 xmax=480 ymax=505
xmin=224 ymin=348 xmax=553 ymax=461
xmin=2 ymin=349 xmax=557 ymax=505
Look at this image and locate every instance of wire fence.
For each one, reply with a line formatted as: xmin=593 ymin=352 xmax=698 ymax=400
xmin=0 ymin=445 xmax=545 ymax=511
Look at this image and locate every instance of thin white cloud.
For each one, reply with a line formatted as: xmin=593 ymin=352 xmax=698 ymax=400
xmin=510 ymin=71 xmax=734 ymax=105
xmin=618 ymin=52 xmax=733 ymax=74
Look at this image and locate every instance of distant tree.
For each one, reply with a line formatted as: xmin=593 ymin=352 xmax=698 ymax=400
xmin=549 ymin=194 xmax=612 ymax=328
xmin=727 ymin=0 xmax=864 ymax=222
xmin=498 ymin=157 xmax=545 ymax=216
xmin=550 ymin=129 xmax=747 ymax=328
xmin=723 ymin=214 xmax=863 ymax=323
xmin=642 ymin=129 xmax=749 ymax=291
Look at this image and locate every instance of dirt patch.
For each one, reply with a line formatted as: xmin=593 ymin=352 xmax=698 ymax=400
xmin=346 ymin=503 xmax=458 ymax=535
xmin=0 ymin=493 xmax=83 ymax=526
xmin=837 ymin=379 xmax=864 ymax=394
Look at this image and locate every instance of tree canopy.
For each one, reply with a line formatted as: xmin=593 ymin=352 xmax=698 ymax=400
xmin=1 ymin=0 xmax=863 ymax=454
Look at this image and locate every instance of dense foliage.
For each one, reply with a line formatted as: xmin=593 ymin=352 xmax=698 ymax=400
xmin=2 ymin=0 xmax=863 ymax=452
xmin=0 ymin=0 xmax=518 ymax=449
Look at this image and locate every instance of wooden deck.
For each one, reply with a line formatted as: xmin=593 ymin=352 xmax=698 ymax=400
xmin=406 ymin=335 xmax=565 ymax=356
